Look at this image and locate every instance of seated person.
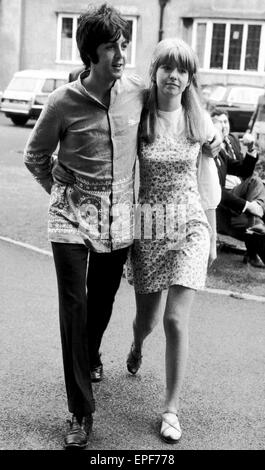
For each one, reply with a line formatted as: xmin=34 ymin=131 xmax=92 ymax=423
xmin=245 ymin=223 xmax=265 ymax=265
xmin=211 ymin=109 xmax=265 ymax=268
xmin=68 ymin=65 xmax=86 ymax=82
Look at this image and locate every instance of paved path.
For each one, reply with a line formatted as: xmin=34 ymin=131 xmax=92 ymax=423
xmin=1 ymin=240 xmax=265 ymax=450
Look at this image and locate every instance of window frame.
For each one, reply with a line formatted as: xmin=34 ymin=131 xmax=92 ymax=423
xmin=192 ymin=18 xmax=265 ymax=74
xmin=56 ymin=13 xmax=138 ymax=68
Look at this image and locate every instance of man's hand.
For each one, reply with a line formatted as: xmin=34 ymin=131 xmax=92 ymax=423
xmin=242 ymin=131 xmax=255 ymax=152
xmin=52 ymin=159 xmax=75 ymax=185
xmin=246 ymin=223 xmax=265 ymax=235
xmin=245 ymin=200 xmax=264 ymax=218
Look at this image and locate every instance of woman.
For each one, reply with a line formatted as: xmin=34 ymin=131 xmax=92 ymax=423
xmin=126 ymin=38 xmax=220 ymax=443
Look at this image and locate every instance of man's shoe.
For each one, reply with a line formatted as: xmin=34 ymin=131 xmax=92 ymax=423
xmin=64 ymin=414 xmax=93 ymax=449
xmin=91 ymin=363 xmax=103 ymax=382
xmin=126 ymin=343 xmax=142 ymax=375
xmin=247 ymin=223 xmax=265 ymax=235
xmin=243 ymin=253 xmax=265 ymax=268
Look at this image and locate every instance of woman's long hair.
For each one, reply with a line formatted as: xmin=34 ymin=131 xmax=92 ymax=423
xmin=140 ymin=38 xmax=207 ymax=144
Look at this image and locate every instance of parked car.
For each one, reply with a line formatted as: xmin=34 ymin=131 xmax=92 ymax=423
xmin=206 ymin=84 xmax=264 ymax=132
xmin=0 ymin=69 xmax=68 ymax=126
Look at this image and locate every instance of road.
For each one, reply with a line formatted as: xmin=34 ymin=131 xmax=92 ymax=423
xmin=1 ymin=238 xmax=265 ymax=450
xmin=0 ymin=112 xmax=51 ymax=251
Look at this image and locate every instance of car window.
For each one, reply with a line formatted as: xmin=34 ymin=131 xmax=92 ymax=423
xmin=208 ymin=86 xmax=226 ymax=101
xmin=227 ymin=87 xmax=263 ymax=104
xmin=42 ymin=79 xmax=55 ymax=93
xmin=55 ymin=79 xmax=67 ymax=89
xmin=7 ymin=77 xmax=39 ymax=92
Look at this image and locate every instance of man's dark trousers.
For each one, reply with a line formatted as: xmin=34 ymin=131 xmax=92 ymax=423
xmin=51 ymin=242 xmax=128 ymax=417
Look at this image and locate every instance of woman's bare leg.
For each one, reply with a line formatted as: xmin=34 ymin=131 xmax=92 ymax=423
xmin=132 ymin=290 xmax=163 ymax=352
xmin=163 ymin=285 xmax=195 ymax=414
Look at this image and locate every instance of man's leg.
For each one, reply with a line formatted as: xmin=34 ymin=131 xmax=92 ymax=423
xmin=245 ymin=232 xmax=265 ymax=265
xmin=216 ymin=202 xmax=264 ymax=266
xmin=86 ymin=247 xmax=129 ymax=370
xmin=232 ymin=176 xmax=265 ymax=214
xmin=217 ymin=204 xmax=247 ymax=240
xmin=51 ymin=243 xmax=95 ymax=419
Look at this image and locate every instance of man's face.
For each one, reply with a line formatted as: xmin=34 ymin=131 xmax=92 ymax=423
xmin=92 ymin=34 xmax=128 ymax=82
xmin=212 ymin=113 xmax=230 ymax=140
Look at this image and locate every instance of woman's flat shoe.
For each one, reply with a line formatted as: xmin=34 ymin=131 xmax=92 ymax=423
xmin=160 ymin=412 xmax=182 ymax=443
xmin=126 ymin=344 xmax=142 ymax=374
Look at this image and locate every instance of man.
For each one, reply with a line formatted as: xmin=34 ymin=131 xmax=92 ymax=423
xmin=24 ymin=3 xmax=145 ymax=449
xmin=211 ymin=109 xmax=265 ymax=267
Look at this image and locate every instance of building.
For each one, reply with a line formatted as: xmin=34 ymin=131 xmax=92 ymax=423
xmin=1 ymin=0 xmax=265 ymax=90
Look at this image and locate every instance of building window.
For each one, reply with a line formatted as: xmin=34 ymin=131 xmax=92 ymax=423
xmin=210 ymin=23 xmax=226 ymax=69
xmin=245 ymin=25 xmax=261 ymax=71
xmin=227 ymin=24 xmax=243 ymax=70
xmin=192 ymin=19 xmax=265 ymax=73
xmin=56 ymin=13 xmax=137 ymax=67
xmin=196 ymin=23 xmax=207 ymax=67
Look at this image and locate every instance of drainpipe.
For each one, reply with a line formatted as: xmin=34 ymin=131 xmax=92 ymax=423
xmin=158 ymin=0 xmax=170 ymax=42
xmin=19 ymin=0 xmax=26 ymax=70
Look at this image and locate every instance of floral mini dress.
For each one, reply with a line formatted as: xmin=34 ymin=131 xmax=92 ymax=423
xmin=127 ymin=108 xmax=213 ymax=293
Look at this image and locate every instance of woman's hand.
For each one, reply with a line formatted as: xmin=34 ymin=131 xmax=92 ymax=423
xmin=208 ymin=235 xmax=217 ymax=267
xmin=52 ymin=159 xmax=75 ymax=185
xmin=202 ymin=130 xmax=222 ymax=158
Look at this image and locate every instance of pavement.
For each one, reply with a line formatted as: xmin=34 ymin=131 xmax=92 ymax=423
xmin=1 ymin=239 xmax=265 ymax=451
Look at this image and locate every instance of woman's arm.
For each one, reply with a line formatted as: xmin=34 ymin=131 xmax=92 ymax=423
xmin=197 ymin=153 xmax=221 ymax=266
xmin=197 ymin=152 xmax=221 ymax=211
xmin=205 ymin=208 xmax=217 ymax=266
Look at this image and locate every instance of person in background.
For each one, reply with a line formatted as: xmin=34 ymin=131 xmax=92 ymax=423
xmin=126 ymin=38 xmax=221 ymax=443
xmin=24 ymin=3 xmax=145 ymax=449
xmin=211 ymin=109 xmax=265 ymax=268
xmin=68 ymin=65 xmax=86 ymax=82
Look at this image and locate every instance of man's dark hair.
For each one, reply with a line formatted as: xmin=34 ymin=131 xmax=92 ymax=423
xmin=76 ymin=3 xmax=131 ymax=67
xmin=210 ymin=108 xmax=229 ymax=119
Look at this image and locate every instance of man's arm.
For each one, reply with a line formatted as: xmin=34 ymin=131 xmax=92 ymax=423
xmin=226 ymin=151 xmax=257 ymax=179
xmin=221 ymin=186 xmax=263 ymax=217
xmin=221 ymin=188 xmax=247 ymax=214
xmin=24 ymin=95 xmax=62 ymax=194
xmin=52 ymin=159 xmax=76 ymax=185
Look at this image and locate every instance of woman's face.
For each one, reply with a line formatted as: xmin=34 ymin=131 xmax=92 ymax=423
xmin=156 ymin=63 xmax=189 ymax=100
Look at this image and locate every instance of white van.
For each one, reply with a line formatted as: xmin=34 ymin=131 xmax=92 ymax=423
xmin=0 ymin=69 xmax=68 ymax=125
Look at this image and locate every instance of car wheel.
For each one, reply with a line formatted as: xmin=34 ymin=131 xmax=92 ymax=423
xmin=10 ymin=115 xmax=28 ymax=126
